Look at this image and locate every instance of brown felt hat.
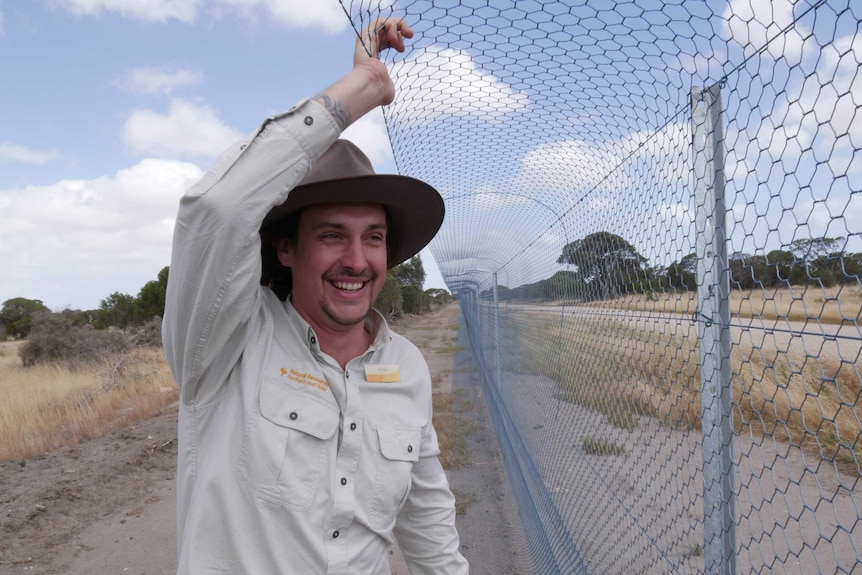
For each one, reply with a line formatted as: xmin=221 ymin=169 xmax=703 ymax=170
xmin=260 ymin=140 xmax=444 ymax=294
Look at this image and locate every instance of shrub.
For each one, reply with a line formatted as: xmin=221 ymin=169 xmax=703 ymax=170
xmin=20 ymin=311 xmax=130 ymax=368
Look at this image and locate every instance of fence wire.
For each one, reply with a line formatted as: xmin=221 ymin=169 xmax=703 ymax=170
xmin=343 ymin=1 xmax=862 ymax=573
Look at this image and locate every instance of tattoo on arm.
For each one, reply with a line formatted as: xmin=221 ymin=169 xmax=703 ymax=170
xmin=314 ymin=94 xmax=351 ymax=130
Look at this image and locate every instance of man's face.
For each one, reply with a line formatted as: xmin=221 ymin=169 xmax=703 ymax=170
xmin=277 ymin=202 xmax=388 ymax=334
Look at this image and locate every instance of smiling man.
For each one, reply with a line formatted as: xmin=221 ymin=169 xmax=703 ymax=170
xmin=162 ymin=17 xmax=468 ymax=575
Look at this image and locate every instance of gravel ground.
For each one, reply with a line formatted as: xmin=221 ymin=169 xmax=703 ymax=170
xmin=0 ymin=303 xmax=525 ymax=574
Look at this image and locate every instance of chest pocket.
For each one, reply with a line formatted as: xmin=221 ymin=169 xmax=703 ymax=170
xmin=367 ymin=424 xmax=422 ymax=530
xmin=237 ymin=377 xmax=339 ymax=512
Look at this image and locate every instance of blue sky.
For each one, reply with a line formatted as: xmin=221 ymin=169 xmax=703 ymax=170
xmin=0 ymin=0 xmax=446 ymax=311
xmin=2 ymin=0 xmax=859 ymax=308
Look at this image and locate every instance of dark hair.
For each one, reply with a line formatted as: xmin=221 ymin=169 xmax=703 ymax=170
xmin=259 ymin=206 xmax=400 ymax=301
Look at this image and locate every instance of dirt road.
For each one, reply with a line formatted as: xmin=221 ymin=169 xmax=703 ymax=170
xmin=0 ymin=303 xmax=527 ymax=574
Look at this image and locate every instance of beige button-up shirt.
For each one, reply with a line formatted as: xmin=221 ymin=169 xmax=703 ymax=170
xmin=162 ymin=98 xmax=468 ymax=574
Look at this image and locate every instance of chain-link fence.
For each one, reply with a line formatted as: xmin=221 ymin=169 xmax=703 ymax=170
xmin=343 ymin=1 xmax=862 ymax=573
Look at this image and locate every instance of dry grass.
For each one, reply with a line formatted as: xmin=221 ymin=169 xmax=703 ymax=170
xmin=0 ymin=341 xmax=177 ymax=462
xmin=505 ymin=303 xmax=862 ymax=474
xmin=433 ymin=389 xmax=477 ymax=469
xmin=597 ymin=284 xmax=862 ymax=325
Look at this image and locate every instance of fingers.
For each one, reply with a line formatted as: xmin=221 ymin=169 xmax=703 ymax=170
xmin=365 ymin=18 xmax=413 ymax=57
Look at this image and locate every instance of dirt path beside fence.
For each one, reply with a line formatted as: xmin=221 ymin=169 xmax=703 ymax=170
xmin=0 ymin=303 xmax=525 ymax=575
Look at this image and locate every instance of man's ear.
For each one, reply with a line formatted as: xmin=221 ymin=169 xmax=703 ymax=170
xmin=275 ymin=238 xmax=294 ymax=267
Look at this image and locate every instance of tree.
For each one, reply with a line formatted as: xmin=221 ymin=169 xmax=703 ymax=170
xmin=94 ymin=292 xmax=138 ymax=330
xmin=1 ymin=297 xmax=50 ymax=338
xmin=393 ymin=255 xmax=427 ymax=314
xmin=136 ymin=266 xmax=169 ymax=321
xmin=374 ymin=272 xmax=403 ymax=320
xmin=790 ymin=237 xmax=843 ymax=263
xmin=557 ymin=231 xmax=647 ymax=300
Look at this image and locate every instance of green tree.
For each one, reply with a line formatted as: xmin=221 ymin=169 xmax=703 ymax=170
xmin=136 ymin=266 xmax=169 ymax=321
xmin=374 ymin=272 xmax=403 ymax=320
xmin=393 ymin=255 xmax=427 ymax=314
xmin=0 ymin=297 xmax=50 ymax=338
xmin=94 ymin=292 xmax=138 ymax=330
xmin=557 ymin=231 xmax=647 ymax=300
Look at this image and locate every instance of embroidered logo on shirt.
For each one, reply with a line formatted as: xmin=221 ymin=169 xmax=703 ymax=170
xmin=281 ymin=368 xmax=329 ymax=392
xmin=364 ymin=364 xmax=401 ymax=383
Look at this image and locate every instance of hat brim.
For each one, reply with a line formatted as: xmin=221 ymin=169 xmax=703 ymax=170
xmin=260 ymin=174 xmax=444 ymax=268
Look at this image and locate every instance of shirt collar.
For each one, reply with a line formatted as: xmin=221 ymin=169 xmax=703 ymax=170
xmin=282 ymin=298 xmax=393 ymax=355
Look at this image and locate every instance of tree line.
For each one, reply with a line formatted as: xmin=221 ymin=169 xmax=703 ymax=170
xmin=1 ymin=255 xmax=452 ymax=344
xmin=493 ymin=232 xmax=862 ymax=302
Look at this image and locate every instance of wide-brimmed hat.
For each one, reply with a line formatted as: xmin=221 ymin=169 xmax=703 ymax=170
xmin=259 ymin=139 xmax=444 ymax=295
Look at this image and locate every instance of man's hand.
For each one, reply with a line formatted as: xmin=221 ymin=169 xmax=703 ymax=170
xmin=355 ymin=18 xmax=414 ymax=106
xmin=315 ymin=18 xmax=414 ymax=130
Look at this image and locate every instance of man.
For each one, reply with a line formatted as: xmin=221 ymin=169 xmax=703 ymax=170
xmin=162 ymin=18 xmax=469 ymax=575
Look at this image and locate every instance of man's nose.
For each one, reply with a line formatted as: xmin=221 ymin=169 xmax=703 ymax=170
xmin=340 ymin=238 xmax=367 ymax=271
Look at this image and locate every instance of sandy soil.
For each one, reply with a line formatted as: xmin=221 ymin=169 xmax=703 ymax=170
xmin=0 ymin=303 xmax=526 ymax=575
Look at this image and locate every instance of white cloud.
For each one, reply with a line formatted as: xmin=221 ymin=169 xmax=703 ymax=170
xmin=52 ymin=0 xmax=349 ymax=29
xmin=123 ymin=99 xmax=243 ymax=159
xmin=0 ymin=142 xmax=61 ymax=164
xmin=395 ymin=45 xmax=530 ymax=124
xmin=114 ymin=66 xmax=203 ymax=96
xmin=341 ymin=108 xmax=394 ymax=167
xmin=517 ymin=139 xmax=632 ymax=195
xmin=52 ymin=0 xmax=201 ymax=23
xmin=720 ymin=0 xmax=806 ymax=64
xmin=0 ymin=159 xmax=202 ymax=309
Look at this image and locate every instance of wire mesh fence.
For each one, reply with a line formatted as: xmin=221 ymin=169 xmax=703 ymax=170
xmin=342 ymin=1 xmax=862 ymax=573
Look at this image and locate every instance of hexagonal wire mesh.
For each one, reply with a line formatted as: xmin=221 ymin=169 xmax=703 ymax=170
xmin=342 ymin=1 xmax=861 ymax=573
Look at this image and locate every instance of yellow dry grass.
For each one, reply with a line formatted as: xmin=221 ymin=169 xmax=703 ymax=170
xmin=505 ymin=294 xmax=862 ymax=473
xmin=597 ymin=283 xmax=862 ymax=325
xmin=0 ymin=341 xmax=177 ymax=462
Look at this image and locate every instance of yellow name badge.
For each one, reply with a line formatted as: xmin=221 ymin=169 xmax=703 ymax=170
xmin=364 ymin=364 xmax=401 ymax=383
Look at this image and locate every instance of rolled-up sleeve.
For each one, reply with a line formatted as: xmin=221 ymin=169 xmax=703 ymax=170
xmin=162 ymin=98 xmax=341 ymax=406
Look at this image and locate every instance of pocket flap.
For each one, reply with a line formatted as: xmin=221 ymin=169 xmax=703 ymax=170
xmin=260 ymin=378 xmax=339 ymax=440
xmin=377 ymin=425 xmax=421 ymax=462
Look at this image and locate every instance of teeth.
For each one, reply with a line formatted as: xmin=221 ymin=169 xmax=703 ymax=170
xmin=332 ymin=281 xmax=364 ymax=291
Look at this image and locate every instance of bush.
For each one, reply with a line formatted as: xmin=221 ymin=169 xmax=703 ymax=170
xmin=20 ymin=310 xmax=130 ymax=368
xmin=131 ymin=316 xmax=163 ymax=347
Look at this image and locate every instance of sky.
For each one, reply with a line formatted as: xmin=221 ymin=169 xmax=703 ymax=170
xmin=0 ymin=0 xmax=447 ymax=311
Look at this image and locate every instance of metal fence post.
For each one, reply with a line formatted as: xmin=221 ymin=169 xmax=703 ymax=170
xmin=493 ymin=272 xmax=502 ymax=390
xmin=692 ymin=82 xmax=736 ymax=575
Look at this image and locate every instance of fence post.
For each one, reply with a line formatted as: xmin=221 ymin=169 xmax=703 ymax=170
xmin=493 ymin=272 xmax=502 ymax=390
xmin=692 ymin=82 xmax=736 ymax=575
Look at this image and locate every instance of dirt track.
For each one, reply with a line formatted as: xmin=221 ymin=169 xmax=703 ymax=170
xmin=0 ymin=303 xmax=527 ymax=574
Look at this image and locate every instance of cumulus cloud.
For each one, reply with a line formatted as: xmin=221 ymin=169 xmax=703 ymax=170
xmin=52 ymin=0 xmax=200 ymax=23
xmin=0 ymin=158 xmax=202 ymax=309
xmin=114 ymin=66 xmax=203 ymax=96
xmin=52 ymin=0 xmax=350 ymax=29
xmin=123 ymin=99 xmax=243 ymax=159
xmin=720 ymin=0 xmax=807 ymax=64
xmin=394 ymin=45 xmax=530 ymax=124
xmin=0 ymin=142 xmax=61 ymax=164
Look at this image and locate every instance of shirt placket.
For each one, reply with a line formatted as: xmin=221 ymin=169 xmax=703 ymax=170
xmin=322 ymin=360 xmax=364 ymax=574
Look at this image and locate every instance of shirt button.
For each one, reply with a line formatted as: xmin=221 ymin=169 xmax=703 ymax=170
xmin=345 ymin=372 xmax=349 ymax=379
xmin=310 ymin=336 xmax=317 ymax=345
xmin=332 ymin=530 xmax=339 ymax=538
xmin=407 ymin=445 xmax=413 ymax=453
xmin=304 ymin=116 xmax=314 ymax=125
xmin=349 ymin=423 xmax=357 ymax=431
xmin=289 ymin=412 xmax=298 ymax=420
xmin=340 ymin=477 xmax=347 ymax=486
